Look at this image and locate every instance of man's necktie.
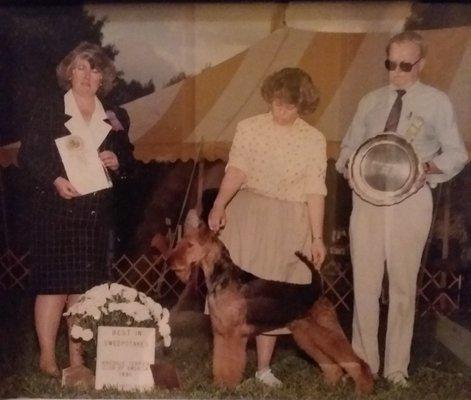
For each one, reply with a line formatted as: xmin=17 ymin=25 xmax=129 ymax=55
xmin=384 ymin=89 xmax=406 ymax=132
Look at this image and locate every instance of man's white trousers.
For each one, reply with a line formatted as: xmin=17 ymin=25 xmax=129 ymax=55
xmin=349 ymin=185 xmax=433 ymax=377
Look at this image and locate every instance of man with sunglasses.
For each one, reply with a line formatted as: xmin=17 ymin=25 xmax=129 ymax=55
xmin=336 ymin=31 xmax=467 ymax=387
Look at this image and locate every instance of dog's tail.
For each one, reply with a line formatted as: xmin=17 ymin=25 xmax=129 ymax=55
xmin=295 ymin=251 xmax=323 ymax=295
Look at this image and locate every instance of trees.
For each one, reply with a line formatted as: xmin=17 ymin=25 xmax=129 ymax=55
xmin=405 ymin=3 xmax=471 ymax=30
xmin=0 ymin=5 xmax=154 ymax=145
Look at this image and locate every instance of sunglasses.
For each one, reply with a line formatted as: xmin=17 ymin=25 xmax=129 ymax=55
xmin=384 ymin=58 xmax=421 ymax=72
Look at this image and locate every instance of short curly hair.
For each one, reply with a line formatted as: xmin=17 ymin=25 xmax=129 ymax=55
xmin=261 ymin=67 xmax=320 ymax=116
xmin=56 ymin=41 xmax=116 ymax=97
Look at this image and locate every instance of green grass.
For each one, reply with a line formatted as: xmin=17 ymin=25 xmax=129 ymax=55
xmin=1 ymin=292 xmax=471 ymax=399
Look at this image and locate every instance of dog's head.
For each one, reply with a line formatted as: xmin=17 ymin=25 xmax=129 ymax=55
xmin=166 ymin=210 xmax=216 ymax=283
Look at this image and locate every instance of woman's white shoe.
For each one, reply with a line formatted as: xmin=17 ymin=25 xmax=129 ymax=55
xmin=255 ymin=368 xmax=282 ymax=388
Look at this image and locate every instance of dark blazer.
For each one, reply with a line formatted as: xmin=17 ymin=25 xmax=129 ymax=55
xmin=18 ymin=93 xmax=135 ymax=225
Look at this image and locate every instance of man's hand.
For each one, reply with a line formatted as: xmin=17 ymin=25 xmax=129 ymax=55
xmin=414 ymin=171 xmax=427 ymax=190
xmin=53 ymin=177 xmax=80 ymax=199
xmin=343 ymin=161 xmax=354 ymax=189
xmin=414 ymin=161 xmax=435 ymax=190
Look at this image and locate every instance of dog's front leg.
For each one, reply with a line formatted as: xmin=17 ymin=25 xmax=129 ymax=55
xmin=213 ymin=332 xmax=247 ymax=389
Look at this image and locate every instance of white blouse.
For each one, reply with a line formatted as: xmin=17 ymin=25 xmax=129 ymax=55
xmin=227 ymin=112 xmax=327 ymax=202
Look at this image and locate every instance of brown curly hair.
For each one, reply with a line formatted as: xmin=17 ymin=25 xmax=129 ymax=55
xmin=56 ymin=41 xmax=116 ymax=97
xmin=261 ymin=67 xmax=320 ymax=116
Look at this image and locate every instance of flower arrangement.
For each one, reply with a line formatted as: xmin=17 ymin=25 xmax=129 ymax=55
xmin=64 ymin=283 xmax=171 ymax=354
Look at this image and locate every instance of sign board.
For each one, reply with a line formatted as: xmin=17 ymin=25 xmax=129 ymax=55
xmin=95 ymin=326 xmax=156 ymax=391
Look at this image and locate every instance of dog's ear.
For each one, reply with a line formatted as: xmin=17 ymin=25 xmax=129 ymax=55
xmin=184 ymin=209 xmax=202 ymax=235
xmin=150 ymin=233 xmax=170 ymax=256
xmin=198 ymin=226 xmax=215 ymax=244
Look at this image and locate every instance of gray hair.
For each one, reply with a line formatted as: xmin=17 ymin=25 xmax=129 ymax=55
xmin=386 ymin=31 xmax=427 ymax=58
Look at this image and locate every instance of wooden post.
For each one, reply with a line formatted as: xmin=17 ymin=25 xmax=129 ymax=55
xmin=270 ymin=3 xmax=288 ymax=32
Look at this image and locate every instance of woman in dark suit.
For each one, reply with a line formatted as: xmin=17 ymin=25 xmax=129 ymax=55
xmin=18 ymin=42 xmax=135 ymax=377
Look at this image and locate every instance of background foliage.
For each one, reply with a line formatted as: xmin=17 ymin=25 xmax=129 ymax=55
xmin=0 ymin=5 xmax=154 ymax=146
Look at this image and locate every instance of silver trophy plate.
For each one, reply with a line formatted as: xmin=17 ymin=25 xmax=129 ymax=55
xmin=348 ymin=133 xmax=422 ymax=206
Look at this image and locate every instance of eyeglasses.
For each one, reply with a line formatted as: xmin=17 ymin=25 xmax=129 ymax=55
xmin=384 ymin=58 xmax=422 ymax=72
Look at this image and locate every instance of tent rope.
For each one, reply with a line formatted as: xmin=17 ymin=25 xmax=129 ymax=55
xmin=169 ymin=139 xmax=204 ymax=249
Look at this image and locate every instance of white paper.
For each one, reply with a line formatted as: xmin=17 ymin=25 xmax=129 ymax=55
xmin=95 ymin=326 xmax=156 ymax=391
xmin=55 ymin=134 xmax=112 ymax=195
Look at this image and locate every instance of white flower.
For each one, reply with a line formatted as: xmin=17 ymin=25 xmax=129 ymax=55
xmin=110 ymin=283 xmax=126 ymax=296
xmin=63 ymin=309 xmax=72 ymax=317
xmin=133 ymin=308 xmax=152 ymax=322
xmin=138 ymin=292 xmax=148 ymax=303
xmin=158 ymin=320 xmax=171 ymax=337
xmin=119 ymin=302 xmax=151 ymax=322
xmin=84 ymin=283 xmax=111 ymax=301
xmin=108 ymin=302 xmax=123 ymax=313
xmin=90 ymin=295 xmax=108 ymax=308
xmin=86 ymin=305 xmax=101 ymax=320
xmin=64 ymin=301 xmax=88 ymax=317
xmin=65 ymin=283 xmax=171 ymax=349
xmin=82 ymin=328 xmax=93 ymax=341
xmin=122 ymin=286 xmax=138 ymax=302
xmin=146 ymin=298 xmax=163 ymax=320
xmin=70 ymin=325 xmax=81 ymax=339
xmin=161 ymin=308 xmax=170 ymax=324
xmin=71 ymin=325 xmax=94 ymax=341
xmin=119 ymin=302 xmax=135 ymax=316
xmin=63 ymin=301 xmax=83 ymax=317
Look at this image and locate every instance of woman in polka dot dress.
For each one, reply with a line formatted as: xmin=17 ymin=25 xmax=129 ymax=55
xmin=208 ymin=68 xmax=328 ymax=387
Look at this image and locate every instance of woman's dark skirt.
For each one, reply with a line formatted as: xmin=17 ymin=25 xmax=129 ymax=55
xmin=29 ymin=216 xmax=110 ymax=294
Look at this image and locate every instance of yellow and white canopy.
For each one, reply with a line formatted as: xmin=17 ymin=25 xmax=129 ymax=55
xmin=124 ymin=26 xmax=471 ymax=163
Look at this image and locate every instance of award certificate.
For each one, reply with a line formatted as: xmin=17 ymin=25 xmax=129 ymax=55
xmin=55 ymin=135 xmax=112 ymax=195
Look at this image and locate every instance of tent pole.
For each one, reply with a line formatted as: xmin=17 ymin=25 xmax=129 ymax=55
xmin=270 ymin=3 xmax=288 ymax=32
xmin=196 ymin=160 xmax=204 ymax=217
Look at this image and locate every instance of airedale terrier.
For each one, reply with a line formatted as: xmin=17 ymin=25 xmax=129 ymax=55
xmin=166 ymin=214 xmax=373 ymax=395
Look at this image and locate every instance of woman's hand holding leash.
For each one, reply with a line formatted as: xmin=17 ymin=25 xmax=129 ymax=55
xmin=311 ymin=238 xmax=326 ymax=270
xmin=208 ymin=204 xmax=226 ymax=232
xmin=208 ymin=167 xmax=246 ymax=232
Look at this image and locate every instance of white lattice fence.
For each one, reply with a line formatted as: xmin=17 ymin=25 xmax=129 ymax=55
xmin=112 ymin=254 xmax=186 ymax=300
xmin=320 ymin=256 xmax=354 ymax=311
xmin=0 ymin=250 xmax=29 ymax=290
xmin=417 ymin=268 xmax=462 ymax=316
xmin=0 ymin=248 xmax=462 ymax=316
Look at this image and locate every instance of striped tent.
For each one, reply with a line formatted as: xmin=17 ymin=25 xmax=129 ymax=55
xmin=124 ymin=26 xmax=471 ymax=163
